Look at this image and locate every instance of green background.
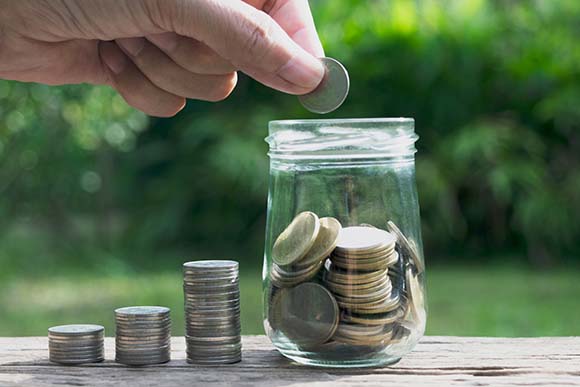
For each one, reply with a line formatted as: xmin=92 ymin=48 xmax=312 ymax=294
xmin=0 ymin=0 xmax=579 ymax=336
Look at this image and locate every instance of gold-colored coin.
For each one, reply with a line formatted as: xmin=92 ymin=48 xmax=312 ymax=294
xmin=335 ymin=226 xmax=396 ymax=254
xmin=272 ymin=282 xmax=339 ymax=347
xmin=270 ymin=261 xmax=323 ymax=288
xmin=343 ymin=291 xmax=401 ymax=314
xmin=324 ymin=274 xmax=390 ymax=295
xmin=333 ymin=282 xmax=392 ymax=303
xmin=268 ymin=287 xmax=286 ymax=331
xmin=333 ymin=323 xmax=394 ymax=345
xmin=334 ymin=333 xmax=393 ymax=346
xmin=332 ymin=250 xmax=395 ymax=262
xmin=324 ymin=262 xmax=388 ymax=284
xmin=272 ymin=211 xmax=320 ymax=267
xmin=295 ymin=217 xmax=341 ymax=268
xmin=333 ymin=334 xmax=393 ymax=346
xmin=404 ymin=266 xmax=426 ymax=327
xmin=332 ymin=243 xmax=396 ymax=258
xmin=387 ymin=220 xmax=424 ymax=273
xmin=341 ymin=308 xmax=404 ymax=325
xmin=335 ymin=323 xmax=384 ymax=337
xmin=331 ymin=252 xmax=398 ymax=271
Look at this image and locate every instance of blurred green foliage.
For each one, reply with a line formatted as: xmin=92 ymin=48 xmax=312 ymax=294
xmin=1 ymin=266 xmax=578 ymax=336
xmin=0 ymin=0 xmax=579 ymax=279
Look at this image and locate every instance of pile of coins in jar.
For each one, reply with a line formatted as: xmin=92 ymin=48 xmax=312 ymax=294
xmin=267 ymin=211 xmax=425 ymax=348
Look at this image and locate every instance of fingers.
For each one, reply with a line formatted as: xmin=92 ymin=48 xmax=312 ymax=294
xmin=159 ymin=0 xmax=324 ymax=95
xmin=251 ymin=0 xmax=325 ymax=57
xmin=116 ymin=37 xmax=237 ymax=102
xmin=146 ymin=33 xmax=236 ymax=75
xmin=98 ymin=41 xmax=185 ymax=117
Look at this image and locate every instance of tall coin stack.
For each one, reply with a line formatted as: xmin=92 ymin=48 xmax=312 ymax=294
xmin=183 ymin=260 xmax=242 ymax=364
xmin=324 ymin=226 xmax=403 ymax=345
xmin=48 ymin=324 xmax=104 ymax=365
xmin=114 ymin=306 xmax=171 ymax=365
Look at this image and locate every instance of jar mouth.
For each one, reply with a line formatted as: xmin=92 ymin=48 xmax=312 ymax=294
xmin=267 ymin=117 xmax=417 ymax=160
xmin=269 ymin=117 xmax=414 ymax=129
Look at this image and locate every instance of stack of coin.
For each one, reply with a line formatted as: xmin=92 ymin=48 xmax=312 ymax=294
xmin=183 ymin=260 xmax=241 ymax=364
xmin=115 ymin=306 xmax=171 ymax=365
xmin=271 ymin=212 xmax=341 ymax=288
xmin=324 ymin=226 xmax=403 ymax=346
xmin=48 ymin=324 xmax=104 ymax=365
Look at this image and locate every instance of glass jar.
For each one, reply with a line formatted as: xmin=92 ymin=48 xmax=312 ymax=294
xmin=262 ymin=118 xmax=426 ymax=368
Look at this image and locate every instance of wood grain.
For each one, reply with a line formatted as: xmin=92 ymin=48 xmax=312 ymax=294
xmin=0 ymin=336 xmax=579 ymax=386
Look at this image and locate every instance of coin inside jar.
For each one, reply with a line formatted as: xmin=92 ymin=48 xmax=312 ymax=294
xmin=387 ymin=220 xmax=424 ymax=273
xmin=335 ymin=226 xmax=396 ymax=253
xmin=272 ymin=211 xmax=320 ymax=267
xmin=271 ymin=282 xmax=339 ymax=347
xmin=403 ymin=266 xmax=426 ymax=328
xmin=294 ymin=217 xmax=341 ymax=268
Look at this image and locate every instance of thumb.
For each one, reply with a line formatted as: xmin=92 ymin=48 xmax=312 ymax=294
xmin=159 ymin=0 xmax=325 ymax=95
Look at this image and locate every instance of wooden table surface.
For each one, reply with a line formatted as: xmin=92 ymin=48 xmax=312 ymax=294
xmin=0 ymin=336 xmax=579 ymax=386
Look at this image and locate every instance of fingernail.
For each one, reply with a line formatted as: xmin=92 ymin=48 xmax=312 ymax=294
xmin=146 ymin=33 xmax=178 ymax=52
xmin=100 ymin=42 xmax=127 ymax=75
xmin=278 ymin=54 xmax=325 ymax=91
xmin=116 ymin=37 xmax=145 ymax=57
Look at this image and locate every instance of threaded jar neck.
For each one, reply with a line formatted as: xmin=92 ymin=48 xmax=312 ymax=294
xmin=266 ymin=118 xmax=418 ymax=161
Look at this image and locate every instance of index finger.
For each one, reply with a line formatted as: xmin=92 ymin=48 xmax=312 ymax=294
xmin=248 ymin=0 xmax=325 ymax=57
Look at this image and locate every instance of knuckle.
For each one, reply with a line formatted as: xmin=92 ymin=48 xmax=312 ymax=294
xmin=240 ymin=12 xmax=274 ymax=64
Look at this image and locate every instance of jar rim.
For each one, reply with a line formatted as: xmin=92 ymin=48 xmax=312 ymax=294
xmin=269 ymin=117 xmax=414 ymax=131
xmin=266 ymin=117 xmax=418 ymax=160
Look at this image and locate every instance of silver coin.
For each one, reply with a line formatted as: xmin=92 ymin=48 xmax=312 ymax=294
xmin=115 ymin=306 xmax=170 ymax=316
xmin=183 ymin=282 xmax=239 ymax=289
xmin=183 ymin=260 xmax=238 ymax=271
xmin=48 ymin=324 xmax=104 ymax=336
xmin=115 ymin=319 xmax=171 ymax=326
xmin=48 ymin=341 xmax=104 ymax=351
xmin=116 ymin=356 xmax=170 ymax=365
xmin=115 ymin=336 xmax=171 ymax=344
xmin=115 ymin=330 xmax=171 ymax=338
xmin=186 ymin=357 xmax=241 ymax=365
xmin=186 ymin=341 xmax=240 ymax=347
xmin=48 ymin=337 xmax=103 ymax=345
xmin=186 ymin=322 xmax=240 ymax=330
xmin=115 ymin=324 xmax=171 ymax=332
xmin=185 ymin=304 xmax=240 ymax=311
xmin=50 ymin=356 xmax=104 ymax=365
xmin=185 ymin=327 xmax=241 ymax=335
xmin=187 ymin=344 xmax=241 ymax=352
xmin=298 ymin=57 xmax=349 ymax=114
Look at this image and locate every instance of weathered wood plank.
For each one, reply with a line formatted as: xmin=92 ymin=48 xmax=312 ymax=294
xmin=0 ymin=336 xmax=579 ymax=386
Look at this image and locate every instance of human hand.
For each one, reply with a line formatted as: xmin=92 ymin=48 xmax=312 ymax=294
xmin=0 ymin=0 xmax=325 ymax=116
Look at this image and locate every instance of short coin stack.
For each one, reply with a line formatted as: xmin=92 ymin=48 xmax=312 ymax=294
xmin=115 ymin=306 xmax=171 ymax=365
xmin=183 ymin=260 xmax=242 ymax=364
xmin=48 ymin=324 xmax=104 ymax=365
xmin=324 ymin=226 xmax=402 ymax=345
